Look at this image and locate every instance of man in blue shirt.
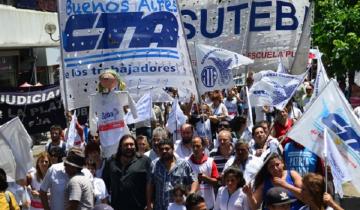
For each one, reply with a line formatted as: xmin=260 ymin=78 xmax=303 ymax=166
xmin=146 ymin=139 xmax=198 ymax=210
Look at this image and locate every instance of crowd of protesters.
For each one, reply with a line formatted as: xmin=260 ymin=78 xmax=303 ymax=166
xmin=1 ymin=74 xmax=346 ymax=210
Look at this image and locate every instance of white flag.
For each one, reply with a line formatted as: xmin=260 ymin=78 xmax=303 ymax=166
xmin=195 ymin=44 xmax=253 ymax=94
xmin=0 ymin=117 xmax=33 ymax=180
xmin=288 ymin=79 xmax=360 ymax=193
xmin=304 ymin=50 xmax=329 ymax=111
xmin=166 ymin=99 xmax=187 ymax=133
xmin=324 ymin=128 xmax=351 ymax=197
xmin=276 ymin=58 xmax=288 ymax=74
xmin=66 ymin=110 xmax=78 ymax=148
xmin=125 ymin=92 xmax=152 ymax=125
xmin=249 ymin=70 xmax=306 ymax=110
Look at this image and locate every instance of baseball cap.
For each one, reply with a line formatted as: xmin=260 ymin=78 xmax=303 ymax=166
xmin=265 ymin=187 xmax=296 ymax=206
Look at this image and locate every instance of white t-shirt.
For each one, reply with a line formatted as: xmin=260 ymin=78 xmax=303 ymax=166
xmin=174 ymin=140 xmax=193 ymax=159
xmin=93 ymin=177 xmax=108 ymax=204
xmin=214 ymin=186 xmax=250 ymax=210
xmin=211 ymin=103 xmax=228 ymax=117
xmin=40 ymin=163 xmax=92 ymax=210
xmin=223 ymin=155 xmax=263 ymax=183
xmin=167 ymin=203 xmax=186 ymax=210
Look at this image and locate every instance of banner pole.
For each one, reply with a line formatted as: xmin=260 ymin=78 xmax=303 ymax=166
xmin=175 ymin=0 xmax=202 ymax=103
xmin=56 ymin=0 xmax=69 ymax=113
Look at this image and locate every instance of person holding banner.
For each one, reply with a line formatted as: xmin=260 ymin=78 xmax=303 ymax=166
xmin=300 ymin=173 xmax=343 ymax=210
xmin=244 ymin=153 xmax=303 ymax=210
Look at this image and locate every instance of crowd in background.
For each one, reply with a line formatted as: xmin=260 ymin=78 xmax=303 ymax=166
xmin=1 ymin=74 xmax=347 ymax=210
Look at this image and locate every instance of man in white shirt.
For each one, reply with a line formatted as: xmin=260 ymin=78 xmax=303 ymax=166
xmin=40 ymin=148 xmax=92 ymax=210
xmin=174 ymin=124 xmax=194 ymax=159
xmin=223 ymin=140 xmax=262 ymax=183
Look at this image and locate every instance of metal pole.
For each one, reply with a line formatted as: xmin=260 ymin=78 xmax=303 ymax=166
xmin=56 ymin=0 xmax=69 ymax=112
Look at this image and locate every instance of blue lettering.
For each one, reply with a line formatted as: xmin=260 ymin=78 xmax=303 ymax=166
xmin=227 ymin=3 xmax=248 ymax=34
xmin=150 ymin=0 xmax=158 ymax=11
xmin=82 ymin=2 xmax=91 ymax=14
xmin=200 ymin=8 xmax=224 ymax=38
xmin=92 ymin=1 xmax=105 ymax=13
xmin=157 ymin=0 xmax=165 ymax=11
xmin=322 ymin=113 xmax=360 ymax=151
xmin=64 ymin=14 xmax=99 ymax=52
xmin=121 ymin=1 xmax=129 ymax=12
xmin=250 ymin=1 xmax=271 ymax=31
xmin=106 ymin=1 xmax=119 ymax=13
xmin=276 ymin=1 xmax=298 ymax=30
xmin=96 ymin=13 xmax=142 ymax=50
xmin=63 ymin=12 xmax=178 ymax=52
xmin=181 ymin=9 xmax=197 ymax=39
xmin=138 ymin=0 xmax=151 ymax=12
xmin=129 ymin=11 xmax=178 ymax=47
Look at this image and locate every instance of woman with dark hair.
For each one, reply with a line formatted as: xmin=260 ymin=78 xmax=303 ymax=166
xmin=244 ymin=153 xmax=303 ymax=210
xmin=299 ymin=173 xmax=343 ymax=210
xmin=27 ymin=152 xmax=51 ymax=210
xmin=214 ymin=167 xmax=250 ymax=210
xmin=0 ymin=168 xmax=20 ymax=210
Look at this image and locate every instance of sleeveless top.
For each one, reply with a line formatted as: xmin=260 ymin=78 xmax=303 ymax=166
xmin=262 ymin=170 xmax=303 ymax=210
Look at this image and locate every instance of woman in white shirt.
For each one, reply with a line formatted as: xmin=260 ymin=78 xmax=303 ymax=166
xmin=27 ymin=152 xmax=51 ymax=210
xmin=214 ymin=167 xmax=250 ymax=210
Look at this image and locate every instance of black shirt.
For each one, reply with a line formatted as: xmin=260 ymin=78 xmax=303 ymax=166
xmin=102 ymin=154 xmax=151 ymax=210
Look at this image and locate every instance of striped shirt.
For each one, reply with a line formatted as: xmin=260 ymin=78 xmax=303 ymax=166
xmin=209 ymin=148 xmax=234 ymax=174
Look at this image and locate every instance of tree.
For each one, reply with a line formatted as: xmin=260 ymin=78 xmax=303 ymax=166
xmin=313 ymin=0 xmax=360 ymax=87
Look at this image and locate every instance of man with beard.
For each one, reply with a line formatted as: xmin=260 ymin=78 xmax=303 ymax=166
xmin=102 ymin=134 xmax=151 ymax=210
xmin=174 ymin=124 xmax=194 ymax=159
xmin=146 ymin=139 xmax=198 ymax=210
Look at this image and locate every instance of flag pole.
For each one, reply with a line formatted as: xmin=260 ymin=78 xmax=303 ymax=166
xmin=324 ymin=128 xmax=328 ymax=193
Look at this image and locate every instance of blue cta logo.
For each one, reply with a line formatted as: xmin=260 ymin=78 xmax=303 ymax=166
xmin=201 ymin=66 xmax=218 ymax=87
xmin=322 ymin=113 xmax=360 ymax=152
xmin=63 ymin=11 xmax=179 ymax=52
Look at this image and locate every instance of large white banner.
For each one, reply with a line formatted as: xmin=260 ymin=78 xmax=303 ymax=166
xmin=195 ymin=44 xmax=253 ymax=94
xmin=180 ymin=0 xmax=310 ymax=73
xmin=287 ymin=80 xmax=360 ymax=192
xmin=59 ymin=0 xmax=197 ymax=110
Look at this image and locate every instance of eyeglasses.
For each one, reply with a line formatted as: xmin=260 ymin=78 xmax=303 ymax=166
xmin=40 ymin=160 xmax=49 ymax=164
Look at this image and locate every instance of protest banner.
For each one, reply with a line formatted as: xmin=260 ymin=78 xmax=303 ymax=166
xmin=249 ymin=70 xmax=306 ymax=110
xmin=288 ymin=79 xmax=360 ymax=193
xmin=0 ymin=86 xmax=66 ymax=134
xmin=195 ymin=44 xmax=253 ymax=94
xmin=180 ymin=0 xmax=310 ymax=73
xmin=58 ymin=0 xmax=197 ymax=110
